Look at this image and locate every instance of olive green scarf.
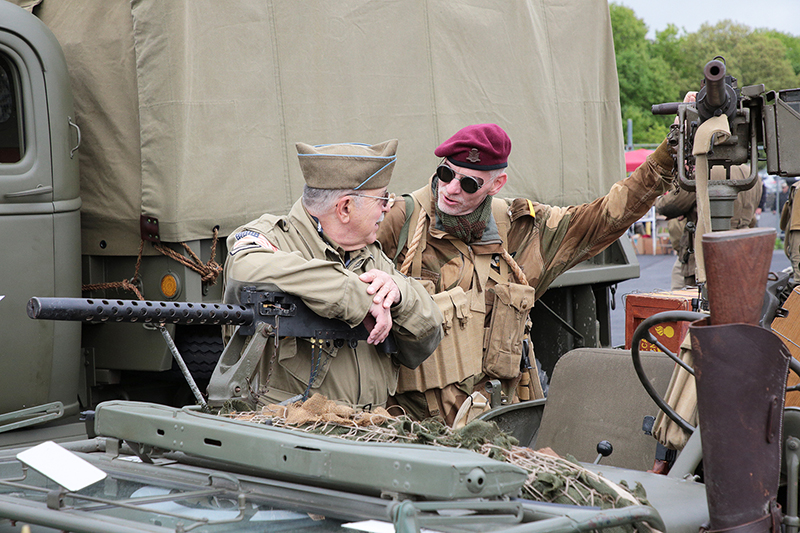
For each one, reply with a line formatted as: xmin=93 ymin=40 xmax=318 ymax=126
xmin=432 ymin=178 xmax=493 ymax=244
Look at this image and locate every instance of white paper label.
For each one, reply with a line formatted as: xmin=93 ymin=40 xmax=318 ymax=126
xmin=17 ymin=441 xmax=106 ymax=492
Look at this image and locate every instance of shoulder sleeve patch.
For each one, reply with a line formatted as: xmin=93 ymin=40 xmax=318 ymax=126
xmin=230 ymin=230 xmax=279 ymax=256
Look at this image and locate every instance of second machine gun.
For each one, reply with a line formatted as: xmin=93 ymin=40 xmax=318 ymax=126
xmin=652 ymin=57 xmax=800 ymax=317
xmin=652 ymin=56 xmax=800 ymax=231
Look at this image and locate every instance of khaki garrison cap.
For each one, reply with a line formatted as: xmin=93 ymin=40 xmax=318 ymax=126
xmin=296 ymin=140 xmax=398 ymax=190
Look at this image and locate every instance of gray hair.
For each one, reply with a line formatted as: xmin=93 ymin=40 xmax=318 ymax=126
xmin=302 ymin=185 xmax=358 ymax=214
xmin=489 ymin=168 xmax=506 ymax=180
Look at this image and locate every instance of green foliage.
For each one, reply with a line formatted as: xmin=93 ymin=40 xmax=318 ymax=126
xmin=609 ymin=3 xmax=647 ymax=53
xmin=621 ymin=104 xmax=674 ymax=144
xmin=759 ymin=29 xmax=800 ymax=76
xmin=609 ymin=4 xmax=800 ymax=145
xmin=650 ymin=25 xmax=684 ymax=79
xmin=609 ymin=3 xmax=681 ymax=142
xmin=679 ymin=21 xmax=800 ymax=91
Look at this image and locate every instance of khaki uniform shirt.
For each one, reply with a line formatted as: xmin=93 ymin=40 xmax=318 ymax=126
xmin=377 ymin=140 xmax=676 ymax=399
xmin=223 ymin=199 xmax=443 ymax=407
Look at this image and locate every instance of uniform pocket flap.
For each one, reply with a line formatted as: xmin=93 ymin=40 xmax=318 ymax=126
xmin=448 ymin=286 xmax=471 ymax=321
xmin=432 ymin=290 xmax=456 ymax=333
xmin=492 ymin=282 xmax=536 ymax=312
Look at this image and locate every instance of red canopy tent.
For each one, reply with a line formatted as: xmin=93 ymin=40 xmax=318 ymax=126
xmin=625 ymin=148 xmax=654 ymax=173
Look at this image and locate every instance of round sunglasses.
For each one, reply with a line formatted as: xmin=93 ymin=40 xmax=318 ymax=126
xmin=435 ymin=164 xmax=485 ymax=194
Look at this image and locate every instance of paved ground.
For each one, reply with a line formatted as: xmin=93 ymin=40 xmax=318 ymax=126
xmin=609 ymin=210 xmax=790 ymax=347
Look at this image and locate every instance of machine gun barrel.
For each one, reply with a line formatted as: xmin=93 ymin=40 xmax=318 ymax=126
xmin=651 ymin=60 xmax=734 ymax=120
xmin=702 ymin=60 xmax=727 ymax=110
xmin=696 ymin=58 xmax=737 ymax=121
xmin=28 ymin=290 xmax=397 ymax=352
xmin=27 ymin=297 xmax=253 ymax=326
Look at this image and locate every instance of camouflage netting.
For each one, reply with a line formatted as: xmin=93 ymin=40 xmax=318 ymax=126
xmin=219 ymin=394 xmax=649 ymax=510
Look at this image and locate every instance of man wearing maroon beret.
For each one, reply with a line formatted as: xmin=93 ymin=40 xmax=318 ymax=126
xmin=377 ymin=123 xmax=676 ymax=425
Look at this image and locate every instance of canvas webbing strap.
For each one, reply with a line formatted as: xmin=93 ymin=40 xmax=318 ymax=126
xmin=393 ymin=194 xmax=416 ymax=265
xmin=424 ymin=389 xmax=440 ymax=418
xmin=692 ymin=115 xmax=731 ymax=284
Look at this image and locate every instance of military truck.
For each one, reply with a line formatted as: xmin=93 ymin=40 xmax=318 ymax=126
xmin=6 ymin=2 xmax=800 ymax=533
xmin=0 ymin=0 xmax=638 ymax=437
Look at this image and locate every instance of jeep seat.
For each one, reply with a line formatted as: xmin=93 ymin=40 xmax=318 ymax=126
xmin=533 ymin=347 xmax=677 ymax=471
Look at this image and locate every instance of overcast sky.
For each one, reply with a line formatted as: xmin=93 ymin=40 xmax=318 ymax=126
xmin=614 ymin=1 xmax=800 ymax=38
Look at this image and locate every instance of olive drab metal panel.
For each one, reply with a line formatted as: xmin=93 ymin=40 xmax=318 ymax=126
xmin=0 ymin=2 xmax=81 ymax=418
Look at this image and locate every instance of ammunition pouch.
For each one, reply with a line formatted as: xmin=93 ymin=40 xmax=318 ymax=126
xmin=483 ymin=282 xmax=535 ymax=379
xmin=396 ymin=286 xmax=484 ymax=393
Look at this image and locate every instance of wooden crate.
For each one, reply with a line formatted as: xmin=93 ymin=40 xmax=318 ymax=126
xmin=771 ymin=287 xmax=800 ymax=408
xmin=625 ymin=290 xmax=699 ymax=353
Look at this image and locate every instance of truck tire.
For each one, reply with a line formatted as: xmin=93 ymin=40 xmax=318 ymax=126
xmin=171 ymin=325 xmax=225 ymax=382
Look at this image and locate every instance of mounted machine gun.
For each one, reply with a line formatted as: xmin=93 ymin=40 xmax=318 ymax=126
xmin=653 ymin=57 xmax=800 ymax=231
xmin=28 ymin=287 xmax=399 ymax=409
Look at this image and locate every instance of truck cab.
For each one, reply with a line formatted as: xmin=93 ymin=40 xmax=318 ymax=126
xmin=0 ymin=5 xmax=81 ymax=428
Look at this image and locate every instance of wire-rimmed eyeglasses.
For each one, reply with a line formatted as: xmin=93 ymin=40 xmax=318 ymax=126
xmin=351 ymin=192 xmax=396 ymax=208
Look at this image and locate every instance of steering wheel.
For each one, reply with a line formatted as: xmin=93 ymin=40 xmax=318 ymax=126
xmin=633 ymin=310 xmax=800 ymax=433
xmin=631 ymin=310 xmax=706 ymax=434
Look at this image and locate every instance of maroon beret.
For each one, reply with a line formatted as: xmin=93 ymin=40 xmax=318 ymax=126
xmin=434 ymin=124 xmax=511 ymax=171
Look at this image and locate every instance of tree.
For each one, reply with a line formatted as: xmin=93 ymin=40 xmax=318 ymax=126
xmin=609 ymin=3 xmax=680 ymax=144
xmin=650 ymin=24 xmax=684 ymax=78
xmin=735 ymin=32 xmax=799 ymax=90
xmin=609 ymin=5 xmax=800 ymax=146
xmin=758 ymin=30 xmax=800 ymax=77
xmin=609 ymin=2 xmax=647 ymax=54
xmin=678 ymin=21 xmax=799 ymax=93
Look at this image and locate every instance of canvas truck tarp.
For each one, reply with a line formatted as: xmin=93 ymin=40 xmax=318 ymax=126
xmin=31 ymin=0 xmax=624 ymax=255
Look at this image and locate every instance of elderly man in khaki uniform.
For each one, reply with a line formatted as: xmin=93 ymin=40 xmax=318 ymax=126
xmin=377 ymin=123 xmax=677 ymax=425
xmin=223 ymin=140 xmax=443 ymax=408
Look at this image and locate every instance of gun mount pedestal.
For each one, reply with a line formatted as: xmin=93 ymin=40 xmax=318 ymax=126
xmin=705 ymin=187 xmax=738 ymax=232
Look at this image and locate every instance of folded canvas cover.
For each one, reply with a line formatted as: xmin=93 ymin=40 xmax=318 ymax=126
xmin=32 ymin=0 xmax=623 ymax=255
